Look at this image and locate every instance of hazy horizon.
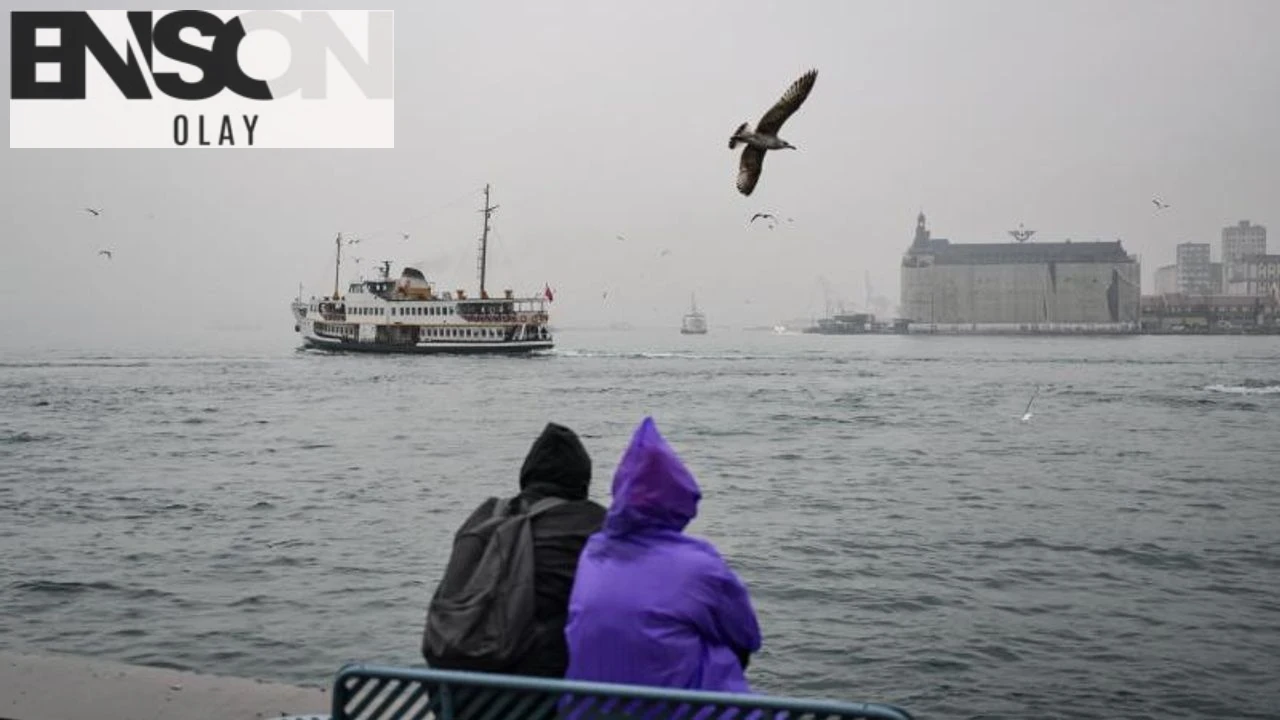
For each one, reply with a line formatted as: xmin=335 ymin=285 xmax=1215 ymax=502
xmin=3 ymin=0 xmax=1279 ymax=352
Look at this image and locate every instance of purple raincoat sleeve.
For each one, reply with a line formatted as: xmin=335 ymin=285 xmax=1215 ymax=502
xmin=689 ymin=543 xmax=763 ymax=656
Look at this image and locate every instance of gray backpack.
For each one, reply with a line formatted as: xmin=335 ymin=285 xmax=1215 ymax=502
xmin=422 ymin=495 xmax=566 ymax=671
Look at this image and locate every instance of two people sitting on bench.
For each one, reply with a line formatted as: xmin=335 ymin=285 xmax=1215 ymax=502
xmin=423 ymin=417 xmax=761 ymax=692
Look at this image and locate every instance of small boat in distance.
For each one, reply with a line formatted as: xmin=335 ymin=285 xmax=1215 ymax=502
xmin=290 ymin=185 xmax=553 ymax=354
xmin=681 ymin=294 xmax=708 ymax=335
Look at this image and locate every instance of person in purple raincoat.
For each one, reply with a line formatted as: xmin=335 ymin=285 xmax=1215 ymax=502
xmin=564 ymin=416 xmax=763 ymax=692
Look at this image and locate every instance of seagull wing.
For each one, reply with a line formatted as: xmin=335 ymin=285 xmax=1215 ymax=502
xmin=737 ymin=146 xmax=767 ymax=196
xmin=756 ymin=69 xmax=818 ymax=136
xmin=1023 ymin=386 xmax=1039 ymax=415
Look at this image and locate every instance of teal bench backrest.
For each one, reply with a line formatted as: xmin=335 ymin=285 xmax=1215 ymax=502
xmin=331 ymin=664 xmax=915 ymax=720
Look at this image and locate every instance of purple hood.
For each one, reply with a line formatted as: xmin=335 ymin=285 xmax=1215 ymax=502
xmin=604 ymin=416 xmax=702 ymax=536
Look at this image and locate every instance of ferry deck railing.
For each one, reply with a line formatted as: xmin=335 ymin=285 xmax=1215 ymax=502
xmin=299 ymin=663 xmax=915 ymax=720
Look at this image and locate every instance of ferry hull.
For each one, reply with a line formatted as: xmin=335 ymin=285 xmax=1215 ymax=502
xmin=301 ymin=335 xmax=553 ymax=355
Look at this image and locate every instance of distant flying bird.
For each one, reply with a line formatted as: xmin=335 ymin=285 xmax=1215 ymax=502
xmin=1152 ymin=198 xmax=1170 ymax=211
xmin=84 ymin=207 xmax=102 ymax=216
xmin=602 ymin=291 xmax=609 ymax=301
xmin=749 ymin=213 xmax=776 ymax=224
xmin=346 ymin=236 xmax=361 ymax=245
xmin=1021 ymin=385 xmax=1040 ymax=422
xmin=659 ymin=249 xmax=671 ymax=257
xmin=400 ymin=232 xmax=410 ymax=240
xmin=97 ymin=249 xmax=112 ymax=259
xmin=615 ymin=235 xmax=626 ymax=242
xmin=729 ymin=69 xmax=818 ymax=196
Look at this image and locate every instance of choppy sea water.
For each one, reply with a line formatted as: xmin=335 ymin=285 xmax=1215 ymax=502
xmin=2 ymin=331 xmax=1279 ymax=719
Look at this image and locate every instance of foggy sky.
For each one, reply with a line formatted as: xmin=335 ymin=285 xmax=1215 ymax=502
xmin=3 ymin=0 xmax=1279 ymax=352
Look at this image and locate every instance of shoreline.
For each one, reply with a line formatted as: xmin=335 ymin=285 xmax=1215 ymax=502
xmin=0 ymin=649 xmax=329 ymax=720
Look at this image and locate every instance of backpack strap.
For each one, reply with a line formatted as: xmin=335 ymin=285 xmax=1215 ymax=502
xmin=523 ymin=495 xmax=568 ymax=518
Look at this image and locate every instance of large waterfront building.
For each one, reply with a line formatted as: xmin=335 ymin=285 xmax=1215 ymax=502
xmin=1176 ymin=242 xmax=1213 ymax=295
xmin=1222 ymin=220 xmax=1267 ymax=294
xmin=899 ymin=213 xmax=1141 ymax=332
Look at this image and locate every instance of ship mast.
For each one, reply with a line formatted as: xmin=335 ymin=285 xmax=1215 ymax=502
xmin=477 ymin=184 xmax=499 ymax=299
xmin=332 ymin=232 xmax=342 ymax=299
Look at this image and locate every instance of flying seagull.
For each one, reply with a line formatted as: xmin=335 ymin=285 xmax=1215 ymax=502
xmin=84 ymin=207 xmax=103 ymax=216
xmin=97 ymin=249 xmax=112 ymax=259
xmin=1020 ymin=385 xmax=1040 ymax=422
xmin=730 ymin=69 xmax=818 ymax=196
xmin=346 ymin=236 xmax=362 ymax=245
xmin=749 ymin=213 xmax=776 ymax=224
xmin=1152 ymin=198 xmax=1170 ymax=211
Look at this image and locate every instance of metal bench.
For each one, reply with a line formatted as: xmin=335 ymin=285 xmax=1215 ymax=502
xmin=323 ymin=663 xmax=915 ymax=720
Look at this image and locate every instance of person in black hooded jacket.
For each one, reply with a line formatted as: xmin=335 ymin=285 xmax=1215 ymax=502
xmin=430 ymin=422 xmax=605 ymax=678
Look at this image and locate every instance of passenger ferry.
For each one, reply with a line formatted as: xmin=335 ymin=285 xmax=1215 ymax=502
xmin=290 ymin=185 xmax=554 ymax=355
xmin=681 ymin=293 xmax=708 ymax=335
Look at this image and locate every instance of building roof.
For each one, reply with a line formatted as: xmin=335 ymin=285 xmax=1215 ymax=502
xmin=909 ymin=238 xmax=1135 ymax=265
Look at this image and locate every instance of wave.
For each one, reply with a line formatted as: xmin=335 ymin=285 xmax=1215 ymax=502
xmin=7 ymin=579 xmax=177 ymax=600
xmin=0 ymin=361 xmax=153 ymax=369
xmin=549 ymin=349 xmax=788 ymax=361
xmin=1204 ymin=383 xmax=1280 ymax=395
xmin=1 ymin=431 xmax=54 ymax=444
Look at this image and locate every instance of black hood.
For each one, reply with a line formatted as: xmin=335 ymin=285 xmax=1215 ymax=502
xmin=519 ymin=422 xmax=592 ymax=501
